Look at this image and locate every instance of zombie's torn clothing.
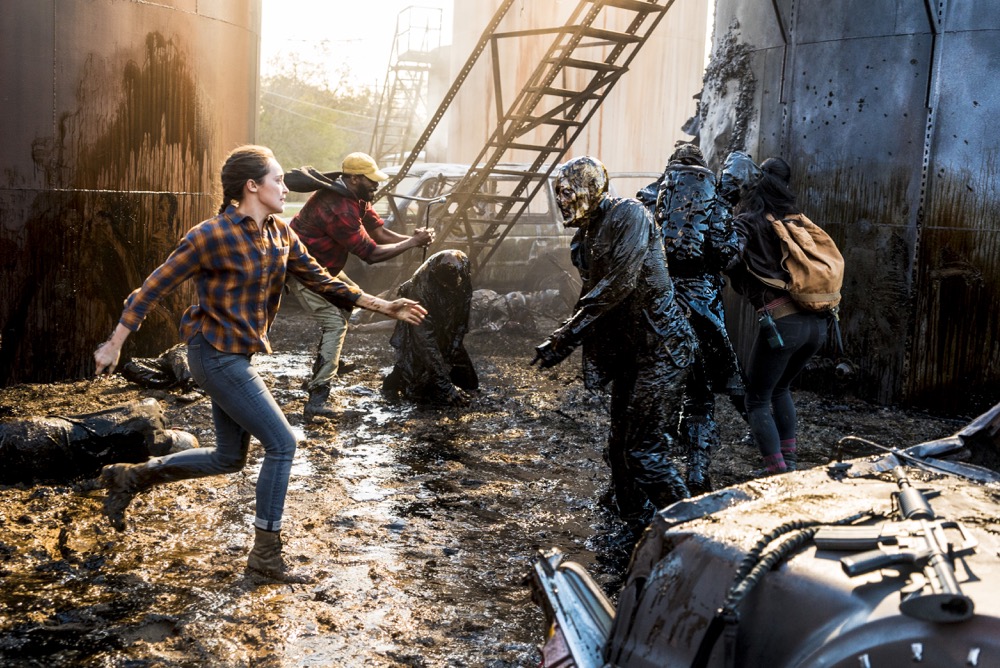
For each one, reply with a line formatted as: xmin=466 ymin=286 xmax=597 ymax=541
xmin=640 ymin=163 xmax=742 ymax=389
xmin=639 ymin=162 xmax=745 ymax=493
xmin=651 ymin=163 xmax=740 ymax=278
xmin=0 ymin=399 xmax=196 ymax=484
xmin=536 ymin=196 xmax=698 ymax=513
xmin=382 ymin=251 xmax=479 ymax=406
xmin=121 ymin=343 xmax=197 ymax=391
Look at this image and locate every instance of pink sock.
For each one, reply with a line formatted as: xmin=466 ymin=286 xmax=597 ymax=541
xmin=780 ymin=438 xmax=797 ymax=459
xmin=763 ymin=452 xmax=787 ymax=474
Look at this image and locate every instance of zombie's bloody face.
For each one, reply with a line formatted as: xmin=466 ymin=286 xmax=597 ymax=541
xmin=554 ymin=156 xmax=609 ymax=227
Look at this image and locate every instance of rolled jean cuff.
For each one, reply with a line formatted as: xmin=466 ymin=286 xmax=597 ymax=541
xmin=255 ymin=516 xmax=282 ymax=532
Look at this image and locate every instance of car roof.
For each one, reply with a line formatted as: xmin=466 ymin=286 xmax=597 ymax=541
xmin=382 ymin=163 xmax=659 ymax=181
xmin=382 ymin=163 xmax=539 ymax=179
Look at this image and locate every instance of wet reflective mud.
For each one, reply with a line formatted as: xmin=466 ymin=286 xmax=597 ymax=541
xmin=0 ymin=301 xmax=968 ymax=666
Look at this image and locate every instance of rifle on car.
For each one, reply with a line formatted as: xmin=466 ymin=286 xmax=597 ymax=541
xmin=813 ymin=465 xmax=977 ymax=623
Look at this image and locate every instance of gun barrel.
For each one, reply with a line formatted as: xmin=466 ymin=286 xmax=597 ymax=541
xmin=892 ymin=466 xmax=934 ymax=519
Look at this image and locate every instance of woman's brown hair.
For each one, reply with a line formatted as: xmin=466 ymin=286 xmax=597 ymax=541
xmin=218 ymin=145 xmax=274 ymax=214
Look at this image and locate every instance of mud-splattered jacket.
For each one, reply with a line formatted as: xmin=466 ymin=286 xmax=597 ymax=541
xmin=638 ymin=164 xmax=743 ymax=390
xmin=556 ymin=197 xmax=696 ymax=389
xmin=637 ymin=164 xmax=739 ymax=278
xmin=386 ymin=251 xmax=479 ymax=404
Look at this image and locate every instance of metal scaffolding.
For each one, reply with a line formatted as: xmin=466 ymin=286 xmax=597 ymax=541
xmin=376 ymin=0 xmax=677 ymax=286
xmin=369 ymin=6 xmax=443 ymax=166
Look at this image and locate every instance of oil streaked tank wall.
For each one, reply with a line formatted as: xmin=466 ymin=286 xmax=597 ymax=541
xmin=0 ymin=1 xmax=261 ymax=386
xmin=702 ymin=0 xmax=1000 ymax=410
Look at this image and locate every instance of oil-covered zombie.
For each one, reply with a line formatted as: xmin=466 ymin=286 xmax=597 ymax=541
xmin=382 ymin=250 xmax=479 ymax=406
xmin=636 ymin=142 xmax=743 ymax=494
xmin=533 ymin=156 xmax=698 ymax=523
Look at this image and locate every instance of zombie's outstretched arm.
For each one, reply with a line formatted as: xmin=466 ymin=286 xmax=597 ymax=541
xmin=531 ymin=319 xmax=581 ymax=369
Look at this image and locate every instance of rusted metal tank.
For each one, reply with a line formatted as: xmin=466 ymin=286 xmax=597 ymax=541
xmin=0 ymin=2 xmax=260 ymax=385
xmin=700 ymin=0 xmax=1000 ymax=411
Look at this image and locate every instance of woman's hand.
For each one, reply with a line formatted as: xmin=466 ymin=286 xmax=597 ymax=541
xmin=386 ymin=298 xmax=428 ymax=325
xmin=94 ymin=323 xmax=131 ymax=375
xmin=94 ymin=341 xmax=122 ymax=375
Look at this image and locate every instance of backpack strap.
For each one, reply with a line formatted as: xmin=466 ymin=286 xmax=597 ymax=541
xmin=743 ymin=213 xmax=790 ymax=291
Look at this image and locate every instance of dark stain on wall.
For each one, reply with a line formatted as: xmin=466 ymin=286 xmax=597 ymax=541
xmin=1 ymin=31 xmax=214 ymax=384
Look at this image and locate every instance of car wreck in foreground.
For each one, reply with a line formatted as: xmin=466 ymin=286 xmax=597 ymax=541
xmin=531 ymin=403 xmax=1000 ymax=667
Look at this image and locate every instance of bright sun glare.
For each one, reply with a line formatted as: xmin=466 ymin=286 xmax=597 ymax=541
xmin=260 ymin=0 xmax=454 ymax=90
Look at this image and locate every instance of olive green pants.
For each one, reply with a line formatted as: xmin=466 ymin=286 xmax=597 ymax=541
xmin=286 ymin=273 xmax=356 ymax=392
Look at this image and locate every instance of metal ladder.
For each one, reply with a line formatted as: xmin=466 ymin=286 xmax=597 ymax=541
xmin=369 ymin=6 xmax=443 ymax=165
xmin=377 ymin=0 xmax=677 ymax=287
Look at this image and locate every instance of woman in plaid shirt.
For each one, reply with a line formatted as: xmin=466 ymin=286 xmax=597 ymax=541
xmin=93 ymin=145 xmax=426 ymax=582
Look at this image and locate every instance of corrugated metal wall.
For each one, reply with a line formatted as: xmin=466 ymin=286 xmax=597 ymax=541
xmin=0 ymin=1 xmax=261 ymax=385
xmin=705 ymin=0 xmax=1000 ymax=410
xmin=441 ymin=0 xmax=709 ymax=177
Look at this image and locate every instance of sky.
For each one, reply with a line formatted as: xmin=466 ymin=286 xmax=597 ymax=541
xmin=260 ymin=0 xmax=454 ymax=91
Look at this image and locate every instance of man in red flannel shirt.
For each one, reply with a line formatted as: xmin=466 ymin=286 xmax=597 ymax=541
xmin=288 ymin=152 xmax=434 ymax=421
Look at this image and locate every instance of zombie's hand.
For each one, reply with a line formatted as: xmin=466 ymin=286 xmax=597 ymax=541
xmin=531 ymin=338 xmax=572 ymax=369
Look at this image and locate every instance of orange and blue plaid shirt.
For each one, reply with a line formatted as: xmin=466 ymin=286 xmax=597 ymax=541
xmin=119 ymin=206 xmax=361 ymax=354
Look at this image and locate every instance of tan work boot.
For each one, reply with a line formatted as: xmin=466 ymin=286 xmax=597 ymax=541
xmin=246 ymin=527 xmax=314 ymax=584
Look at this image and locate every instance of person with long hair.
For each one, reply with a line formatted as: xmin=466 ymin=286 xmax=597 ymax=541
xmin=93 ymin=145 xmax=427 ymax=582
xmin=726 ymin=156 xmax=828 ymax=475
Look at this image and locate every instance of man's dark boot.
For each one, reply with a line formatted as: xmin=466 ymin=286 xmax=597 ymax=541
xmin=303 ymin=384 xmax=339 ymax=422
xmin=246 ymin=527 xmax=314 ymax=584
xmin=686 ymin=448 xmax=712 ymax=496
xmin=684 ymin=418 xmax=718 ymax=496
xmin=98 ymin=460 xmax=181 ymax=531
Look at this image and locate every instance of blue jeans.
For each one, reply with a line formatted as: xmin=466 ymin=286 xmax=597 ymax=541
xmin=744 ymin=312 xmax=828 ymax=459
xmin=144 ymin=333 xmax=297 ymax=531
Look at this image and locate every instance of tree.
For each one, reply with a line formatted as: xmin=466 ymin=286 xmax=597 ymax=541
xmin=258 ymin=49 xmax=378 ymax=201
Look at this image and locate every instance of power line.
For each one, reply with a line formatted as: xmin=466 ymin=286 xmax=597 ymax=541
xmin=261 ymin=98 xmax=374 ymax=137
xmin=262 ymin=90 xmax=378 ymax=122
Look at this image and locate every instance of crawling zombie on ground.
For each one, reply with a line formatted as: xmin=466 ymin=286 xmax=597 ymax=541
xmin=382 ymin=250 xmax=479 ymax=406
xmin=636 ymin=141 xmax=743 ymax=495
xmin=0 ymin=399 xmax=196 ymax=485
xmin=532 ymin=156 xmax=698 ymax=525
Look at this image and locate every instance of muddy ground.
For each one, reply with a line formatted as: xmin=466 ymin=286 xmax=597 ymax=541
xmin=0 ymin=300 xmax=972 ymax=667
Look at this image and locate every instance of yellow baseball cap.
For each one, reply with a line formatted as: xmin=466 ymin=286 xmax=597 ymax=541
xmin=342 ymin=152 xmax=388 ymax=182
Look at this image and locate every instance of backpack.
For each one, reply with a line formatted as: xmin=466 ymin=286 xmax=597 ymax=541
xmin=754 ymin=213 xmax=844 ymax=312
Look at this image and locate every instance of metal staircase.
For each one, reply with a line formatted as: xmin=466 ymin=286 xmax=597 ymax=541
xmin=369 ymin=6 xmax=443 ymax=165
xmin=376 ymin=0 xmax=678 ymax=286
